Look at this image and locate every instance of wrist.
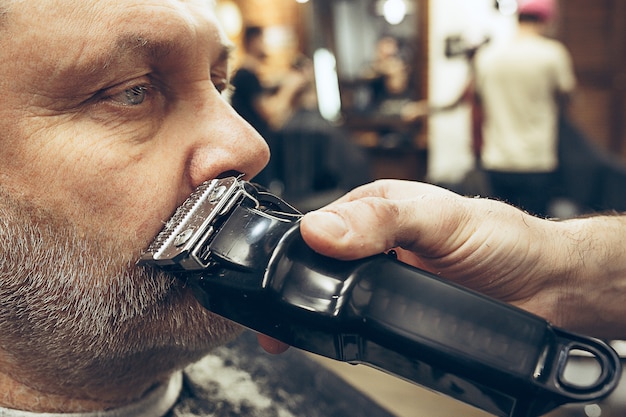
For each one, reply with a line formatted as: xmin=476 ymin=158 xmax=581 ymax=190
xmin=549 ymin=215 xmax=626 ymax=338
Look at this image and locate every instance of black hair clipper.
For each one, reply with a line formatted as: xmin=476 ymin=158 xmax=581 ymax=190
xmin=139 ymin=177 xmax=621 ymax=417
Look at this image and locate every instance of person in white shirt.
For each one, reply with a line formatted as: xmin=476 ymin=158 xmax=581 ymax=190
xmin=475 ymin=0 xmax=576 ymax=216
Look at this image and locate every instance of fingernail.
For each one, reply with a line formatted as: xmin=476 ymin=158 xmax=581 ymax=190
xmin=308 ymin=211 xmax=347 ymax=239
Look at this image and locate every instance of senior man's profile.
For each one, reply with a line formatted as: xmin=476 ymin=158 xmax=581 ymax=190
xmin=2 ymin=1 xmax=626 ymax=416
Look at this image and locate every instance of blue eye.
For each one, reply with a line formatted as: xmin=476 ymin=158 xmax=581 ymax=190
xmin=106 ymin=85 xmax=149 ymax=106
xmin=122 ymin=86 xmax=148 ymax=105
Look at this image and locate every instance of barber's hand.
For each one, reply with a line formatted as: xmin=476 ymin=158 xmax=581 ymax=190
xmin=258 ymin=179 xmax=626 ymax=348
xmin=299 ymin=180 xmax=567 ymax=324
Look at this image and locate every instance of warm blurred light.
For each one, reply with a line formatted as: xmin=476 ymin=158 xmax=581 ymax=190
xmin=295 ymin=0 xmax=309 ymax=3
xmin=313 ymin=48 xmax=342 ymax=123
xmin=583 ymin=404 xmax=602 ymax=417
xmin=216 ymin=1 xmax=243 ymax=37
xmin=383 ymin=0 xmax=407 ymax=25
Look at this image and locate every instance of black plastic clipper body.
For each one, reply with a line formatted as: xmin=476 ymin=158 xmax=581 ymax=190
xmin=139 ymin=177 xmax=621 ymax=417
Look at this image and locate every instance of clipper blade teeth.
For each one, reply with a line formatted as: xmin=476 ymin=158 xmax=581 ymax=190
xmin=147 ymin=181 xmax=215 ymax=254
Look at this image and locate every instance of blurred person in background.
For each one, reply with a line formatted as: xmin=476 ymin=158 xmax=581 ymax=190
xmin=230 ymin=26 xmax=309 ymax=190
xmin=274 ymin=56 xmax=372 ymax=211
xmin=474 ymin=0 xmax=576 ymax=217
xmin=362 ymin=35 xmax=428 ymax=148
xmin=363 ymin=35 xmax=411 ymax=113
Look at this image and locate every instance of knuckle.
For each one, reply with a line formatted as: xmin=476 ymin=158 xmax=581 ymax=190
xmin=347 ymin=197 xmax=399 ymax=250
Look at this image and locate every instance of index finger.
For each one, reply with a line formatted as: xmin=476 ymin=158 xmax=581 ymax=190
xmin=326 ymin=179 xmax=456 ymax=205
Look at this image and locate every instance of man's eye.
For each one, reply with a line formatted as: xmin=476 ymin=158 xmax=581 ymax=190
xmin=110 ymin=85 xmax=149 ymax=106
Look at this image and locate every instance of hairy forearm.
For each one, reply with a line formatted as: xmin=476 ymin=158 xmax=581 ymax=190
xmin=551 ymin=214 xmax=626 ymax=339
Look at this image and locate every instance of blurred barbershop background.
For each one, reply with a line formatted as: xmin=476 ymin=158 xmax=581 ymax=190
xmin=217 ymin=0 xmax=626 ymax=415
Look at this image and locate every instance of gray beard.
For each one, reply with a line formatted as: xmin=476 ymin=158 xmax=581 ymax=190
xmin=0 ymin=189 xmax=241 ymax=401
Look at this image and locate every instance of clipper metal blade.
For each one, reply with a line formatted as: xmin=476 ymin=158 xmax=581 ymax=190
xmin=138 ymin=177 xmax=252 ymax=271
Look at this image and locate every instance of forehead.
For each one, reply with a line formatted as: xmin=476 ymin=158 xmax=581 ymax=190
xmin=2 ymin=0 xmax=223 ymax=62
xmin=6 ymin=0 xmax=216 ymax=26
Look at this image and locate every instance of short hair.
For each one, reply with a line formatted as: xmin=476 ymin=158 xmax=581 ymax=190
xmin=517 ymin=0 xmax=555 ymax=23
xmin=518 ymin=12 xmax=546 ymax=23
xmin=243 ymin=26 xmax=263 ymax=51
xmin=0 ymin=1 xmax=216 ymax=29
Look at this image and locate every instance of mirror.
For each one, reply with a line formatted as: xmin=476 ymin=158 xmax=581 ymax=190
xmin=307 ymin=0 xmax=426 ymax=149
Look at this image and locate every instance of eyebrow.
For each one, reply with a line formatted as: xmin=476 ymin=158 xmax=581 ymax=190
xmin=110 ymin=34 xmax=176 ymax=67
xmin=44 ymin=31 xmax=236 ymax=98
xmin=110 ymin=33 xmax=235 ymax=67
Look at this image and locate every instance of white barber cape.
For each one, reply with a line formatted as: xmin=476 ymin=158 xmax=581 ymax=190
xmin=0 ymin=332 xmax=397 ymax=417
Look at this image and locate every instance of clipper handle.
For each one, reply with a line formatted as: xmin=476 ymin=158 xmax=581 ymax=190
xmin=140 ymin=177 xmax=621 ymax=417
xmin=272 ymin=226 xmax=620 ymax=415
xmin=191 ymin=220 xmax=621 ymax=417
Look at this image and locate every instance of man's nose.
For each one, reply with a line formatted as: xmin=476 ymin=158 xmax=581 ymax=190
xmin=186 ymin=94 xmax=270 ymax=190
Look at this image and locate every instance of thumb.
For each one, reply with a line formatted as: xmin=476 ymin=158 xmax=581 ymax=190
xmin=299 ymin=182 xmax=475 ymax=263
xmin=299 ymin=197 xmax=424 ymax=260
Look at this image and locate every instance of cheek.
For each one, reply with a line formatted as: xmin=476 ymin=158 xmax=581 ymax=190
xmin=60 ymin=149 xmax=181 ymax=245
xmin=1 ymin=123 xmax=178 ymax=246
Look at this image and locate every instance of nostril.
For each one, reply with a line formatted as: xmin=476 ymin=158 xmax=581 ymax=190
xmin=216 ymin=170 xmax=244 ymax=179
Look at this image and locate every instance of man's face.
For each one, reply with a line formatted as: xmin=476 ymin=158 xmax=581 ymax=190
xmin=0 ymin=0 xmax=269 ymax=408
xmin=249 ymin=34 xmax=268 ymax=61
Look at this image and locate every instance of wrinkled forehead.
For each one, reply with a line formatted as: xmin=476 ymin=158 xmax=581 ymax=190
xmin=1 ymin=0 xmax=219 ymax=35
xmin=0 ymin=0 xmax=226 ymax=67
